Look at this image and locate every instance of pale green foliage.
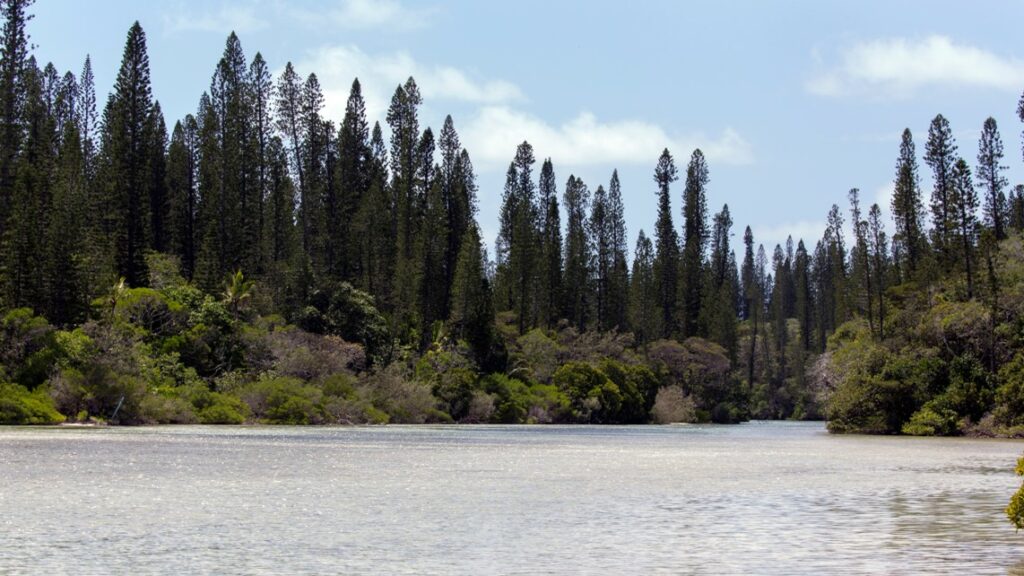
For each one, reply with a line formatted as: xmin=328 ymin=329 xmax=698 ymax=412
xmin=1008 ymin=456 xmax=1024 ymax=530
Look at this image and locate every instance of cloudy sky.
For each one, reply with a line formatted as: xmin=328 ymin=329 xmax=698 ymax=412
xmin=32 ymin=0 xmax=1024 ymax=255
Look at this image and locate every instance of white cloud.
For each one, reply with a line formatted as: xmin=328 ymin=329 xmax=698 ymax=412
xmin=807 ymin=35 xmax=1024 ymax=98
xmin=162 ymin=3 xmax=269 ymax=34
xmin=292 ymin=45 xmax=523 ymax=123
xmin=751 ymin=220 xmax=827 ymax=252
xmin=288 ymin=0 xmax=433 ymax=31
xmin=461 ymin=106 xmax=754 ymax=171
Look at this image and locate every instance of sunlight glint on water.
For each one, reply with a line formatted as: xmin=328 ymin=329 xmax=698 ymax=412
xmin=1 ymin=422 xmax=1022 ymax=575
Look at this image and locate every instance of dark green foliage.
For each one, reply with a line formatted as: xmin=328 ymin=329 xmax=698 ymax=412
xmin=415 ymin=346 xmax=478 ymax=421
xmin=551 ymin=362 xmax=620 ymax=423
xmin=646 ymin=338 xmax=741 ymax=422
xmin=297 ymin=281 xmax=390 ymax=365
xmin=925 ymin=114 xmax=958 ymax=264
xmin=562 ymin=175 xmax=591 ymax=331
xmin=331 ymin=79 xmax=370 ymax=280
xmin=101 ymin=22 xmax=154 ymax=287
xmin=449 ymin=224 xmax=497 ymax=367
xmin=0 ymin=0 xmax=33 ymax=226
xmin=590 ymin=183 xmax=611 ymax=330
xmin=495 ymin=142 xmax=540 ymax=334
xmin=699 ymin=205 xmax=738 ymax=360
xmin=45 ymin=123 xmax=88 ymax=324
xmin=537 ymin=159 xmax=562 ymax=328
xmin=0 ymin=308 xmax=56 ymax=388
xmin=4 ymin=60 xmax=51 ymax=312
xmin=951 ymin=158 xmax=979 ymax=297
xmin=892 ymin=129 xmax=926 ymax=279
xmin=628 ymin=230 xmax=659 ymax=345
xmin=652 ymin=149 xmax=679 ymax=338
xmin=1009 ymin=185 xmax=1024 ymax=233
xmin=995 ymin=353 xmax=1024 ymax=427
xmin=680 ymin=149 xmax=708 ymax=338
xmin=606 ymin=170 xmax=629 ymax=331
xmin=387 ymin=78 xmax=423 ymax=336
xmin=977 ymin=117 xmax=1008 ymax=240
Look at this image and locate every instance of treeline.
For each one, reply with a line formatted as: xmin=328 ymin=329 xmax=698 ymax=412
xmin=2 ymin=1 xmax=1024 ymax=430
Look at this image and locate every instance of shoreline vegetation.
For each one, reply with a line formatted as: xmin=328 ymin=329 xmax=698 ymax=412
xmin=0 ymin=1 xmax=1023 ymax=438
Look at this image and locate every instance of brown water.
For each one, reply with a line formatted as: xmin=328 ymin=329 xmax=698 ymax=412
xmin=1 ymin=422 xmax=1022 ymax=574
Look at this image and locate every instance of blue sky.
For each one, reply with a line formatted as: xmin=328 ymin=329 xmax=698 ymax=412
xmin=31 ymin=0 xmax=1024 ymax=257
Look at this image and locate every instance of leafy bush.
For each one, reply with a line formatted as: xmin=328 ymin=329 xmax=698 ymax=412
xmin=139 ymin=393 xmax=197 ymax=424
xmin=552 ymin=362 xmax=622 ymax=423
xmin=186 ymin=387 xmax=249 ymax=424
xmin=646 ymin=337 xmax=736 ymax=419
xmin=0 ymin=308 xmax=57 ymax=388
xmin=902 ymin=401 xmax=959 ymax=436
xmin=113 ymin=288 xmax=184 ymax=340
xmin=511 ymin=329 xmax=560 ymax=384
xmin=995 ymin=353 xmax=1024 ymax=426
xmin=416 ymin=347 xmax=479 ymax=421
xmin=361 ymin=365 xmax=446 ymax=424
xmin=297 ymin=282 xmax=390 ymax=365
xmin=236 ymin=376 xmax=324 ymax=424
xmin=268 ymin=328 xmax=365 ymax=380
xmin=598 ymin=359 xmax=659 ymax=423
xmin=0 ymin=382 xmax=65 ymax=424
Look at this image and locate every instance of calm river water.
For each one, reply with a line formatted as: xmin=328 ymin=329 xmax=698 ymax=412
xmin=1 ymin=422 xmax=1023 ymax=574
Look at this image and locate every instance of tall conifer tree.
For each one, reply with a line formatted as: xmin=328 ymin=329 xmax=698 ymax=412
xmin=101 ymin=22 xmax=154 ymax=286
xmin=924 ymin=114 xmax=958 ymax=262
xmin=606 ymin=170 xmax=629 ymax=331
xmin=563 ymin=175 xmax=592 ymax=331
xmin=976 ymin=117 xmax=1008 ymax=240
xmin=628 ymin=230 xmax=658 ymax=345
xmin=652 ymin=149 xmax=679 ymax=337
xmin=891 ymin=128 xmax=924 ymax=279
xmin=537 ymin=158 xmax=562 ymax=328
xmin=680 ymin=149 xmax=708 ymax=338
xmin=951 ymin=158 xmax=978 ymax=297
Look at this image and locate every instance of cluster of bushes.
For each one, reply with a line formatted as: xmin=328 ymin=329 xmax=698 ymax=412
xmin=821 ymin=235 xmax=1024 ymax=436
xmin=0 ymin=256 xmax=754 ymax=426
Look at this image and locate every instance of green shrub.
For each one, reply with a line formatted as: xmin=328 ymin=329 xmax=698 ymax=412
xmin=361 ymin=365 xmax=444 ymax=424
xmin=321 ymin=373 xmax=358 ymax=399
xmin=0 ymin=383 xmax=65 ymax=424
xmin=297 ymin=282 xmax=391 ymax=366
xmin=237 ymin=376 xmax=324 ymax=424
xmin=139 ymin=393 xmax=197 ymax=424
xmin=416 ymin=348 xmax=480 ymax=421
xmin=511 ymin=329 xmax=561 ymax=384
xmin=266 ymin=396 xmax=318 ymax=424
xmin=193 ymin=391 xmax=248 ymax=424
xmin=0 ymin=308 xmax=58 ymax=389
xmin=902 ymin=402 xmax=959 ymax=436
xmin=996 ymin=353 xmax=1024 ymax=426
xmin=481 ymin=373 xmax=530 ymax=423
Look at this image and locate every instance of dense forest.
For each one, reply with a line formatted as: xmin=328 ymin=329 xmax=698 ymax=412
xmin=2 ymin=1 xmax=1024 ymax=433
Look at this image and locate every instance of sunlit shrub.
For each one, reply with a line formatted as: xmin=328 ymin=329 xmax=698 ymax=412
xmin=0 ymin=382 xmax=65 ymax=424
xmin=650 ymin=385 xmax=697 ymax=424
xmin=236 ymin=376 xmax=324 ymax=424
xmin=902 ymin=401 xmax=959 ymax=436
